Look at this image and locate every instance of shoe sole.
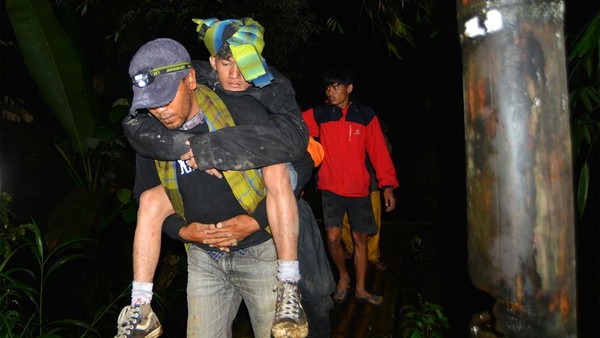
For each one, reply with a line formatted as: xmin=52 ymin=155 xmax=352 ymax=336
xmin=144 ymin=327 xmax=163 ymax=338
xmin=272 ymin=326 xmax=309 ymax=338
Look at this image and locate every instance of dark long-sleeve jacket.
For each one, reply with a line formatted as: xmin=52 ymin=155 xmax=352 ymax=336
xmin=122 ymin=61 xmax=308 ymax=171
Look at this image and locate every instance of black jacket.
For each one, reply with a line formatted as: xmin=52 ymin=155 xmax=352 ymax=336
xmin=122 ymin=60 xmax=309 ymax=172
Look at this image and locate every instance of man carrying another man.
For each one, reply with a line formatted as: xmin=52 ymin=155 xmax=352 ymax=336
xmin=116 ymin=17 xmax=334 ymax=338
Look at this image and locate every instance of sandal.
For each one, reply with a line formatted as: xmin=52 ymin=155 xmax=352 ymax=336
xmin=333 ymin=278 xmax=352 ymax=304
xmin=333 ymin=286 xmax=350 ymax=304
xmin=355 ymin=293 xmax=384 ymax=306
xmin=373 ymin=260 xmax=387 ymax=271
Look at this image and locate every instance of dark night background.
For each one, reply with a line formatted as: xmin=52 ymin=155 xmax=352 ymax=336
xmin=0 ymin=0 xmax=598 ymax=337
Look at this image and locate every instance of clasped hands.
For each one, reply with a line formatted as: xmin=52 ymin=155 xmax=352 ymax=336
xmin=179 ymin=214 xmax=260 ymax=252
xmin=179 ymin=147 xmax=257 ymax=251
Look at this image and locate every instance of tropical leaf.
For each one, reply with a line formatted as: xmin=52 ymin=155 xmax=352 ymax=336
xmin=6 ymin=0 xmax=95 ymax=155
xmin=577 ymin=163 xmax=589 ymax=217
xmin=568 ymin=13 xmax=599 ymax=218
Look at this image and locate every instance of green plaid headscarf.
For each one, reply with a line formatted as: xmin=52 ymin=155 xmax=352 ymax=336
xmin=192 ymin=17 xmax=274 ymax=88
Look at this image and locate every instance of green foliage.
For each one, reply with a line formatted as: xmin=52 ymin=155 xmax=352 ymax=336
xmin=402 ymin=293 xmax=449 ymax=338
xmin=4 ymin=6 xmax=136 ymax=335
xmin=324 ymin=0 xmax=435 ymax=59
xmin=0 ymin=192 xmax=36 ymax=260
xmin=101 ymin=0 xmax=319 ymax=70
xmin=6 ymin=0 xmax=95 ymax=156
xmin=6 ymin=0 xmax=133 ymax=191
xmin=0 ymin=194 xmax=105 ymax=337
xmin=6 ymin=0 xmax=136 ymax=245
xmin=569 ymin=13 xmax=600 ymax=218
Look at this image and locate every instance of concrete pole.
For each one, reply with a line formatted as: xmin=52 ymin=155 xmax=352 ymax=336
xmin=456 ymin=1 xmax=578 ymax=336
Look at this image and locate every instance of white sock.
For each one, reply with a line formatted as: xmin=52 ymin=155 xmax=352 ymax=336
xmin=277 ymin=260 xmax=300 ymax=283
xmin=131 ymin=281 xmax=153 ymax=306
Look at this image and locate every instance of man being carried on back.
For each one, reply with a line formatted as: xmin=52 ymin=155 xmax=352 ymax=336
xmin=116 ymin=17 xmax=333 ymax=338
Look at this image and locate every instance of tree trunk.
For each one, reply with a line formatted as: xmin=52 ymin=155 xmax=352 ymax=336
xmin=456 ymin=1 xmax=577 ymax=337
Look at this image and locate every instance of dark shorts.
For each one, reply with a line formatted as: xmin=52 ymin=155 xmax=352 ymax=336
xmin=321 ymin=190 xmax=377 ymax=235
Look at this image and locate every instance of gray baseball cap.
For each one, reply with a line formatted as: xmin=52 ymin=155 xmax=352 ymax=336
xmin=128 ymin=38 xmax=192 ymax=113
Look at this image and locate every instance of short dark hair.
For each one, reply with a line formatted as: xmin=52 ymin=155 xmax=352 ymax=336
xmin=323 ymin=67 xmax=354 ymax=87
xmin=215 ymin=43 xmax=233 ymax=60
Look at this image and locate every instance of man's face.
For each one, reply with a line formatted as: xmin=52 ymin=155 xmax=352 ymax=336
xmin=148 ymin=71 xmax=198 ymax=129
xmin=325 ymin=82 xmax=353 ymax=108
xmin=210 ymin=56 xmax=252 ymax=92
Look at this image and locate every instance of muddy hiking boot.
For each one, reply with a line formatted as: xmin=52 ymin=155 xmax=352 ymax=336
xmin=115 ymin=303 xmax=163 ymax=338
xmin=272 ymin=281 xmax=309 ymax=338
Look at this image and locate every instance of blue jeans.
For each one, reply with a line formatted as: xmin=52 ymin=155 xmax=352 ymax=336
xmin=186 ymin=239 xmax=278 ymax=338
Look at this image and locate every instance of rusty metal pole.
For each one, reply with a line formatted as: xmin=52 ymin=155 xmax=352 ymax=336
xmin=456 ymin=1 xmax=578 ymax=337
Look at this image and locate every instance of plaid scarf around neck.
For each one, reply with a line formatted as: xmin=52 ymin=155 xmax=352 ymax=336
xmin=155 ymin=84 xmax=265 ymax=217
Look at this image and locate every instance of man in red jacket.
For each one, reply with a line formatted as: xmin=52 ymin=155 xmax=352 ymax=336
xmin=302 ymin=67 xmax=398 ymax=306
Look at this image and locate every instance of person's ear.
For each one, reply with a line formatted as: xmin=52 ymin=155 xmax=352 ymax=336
xmin=209 ymin=56 xmax=217 ymax=70
xmin=185 ymin=68 xmax=197 ymax=89
xmin=346 ymin=83 xmax=354 ymax=94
